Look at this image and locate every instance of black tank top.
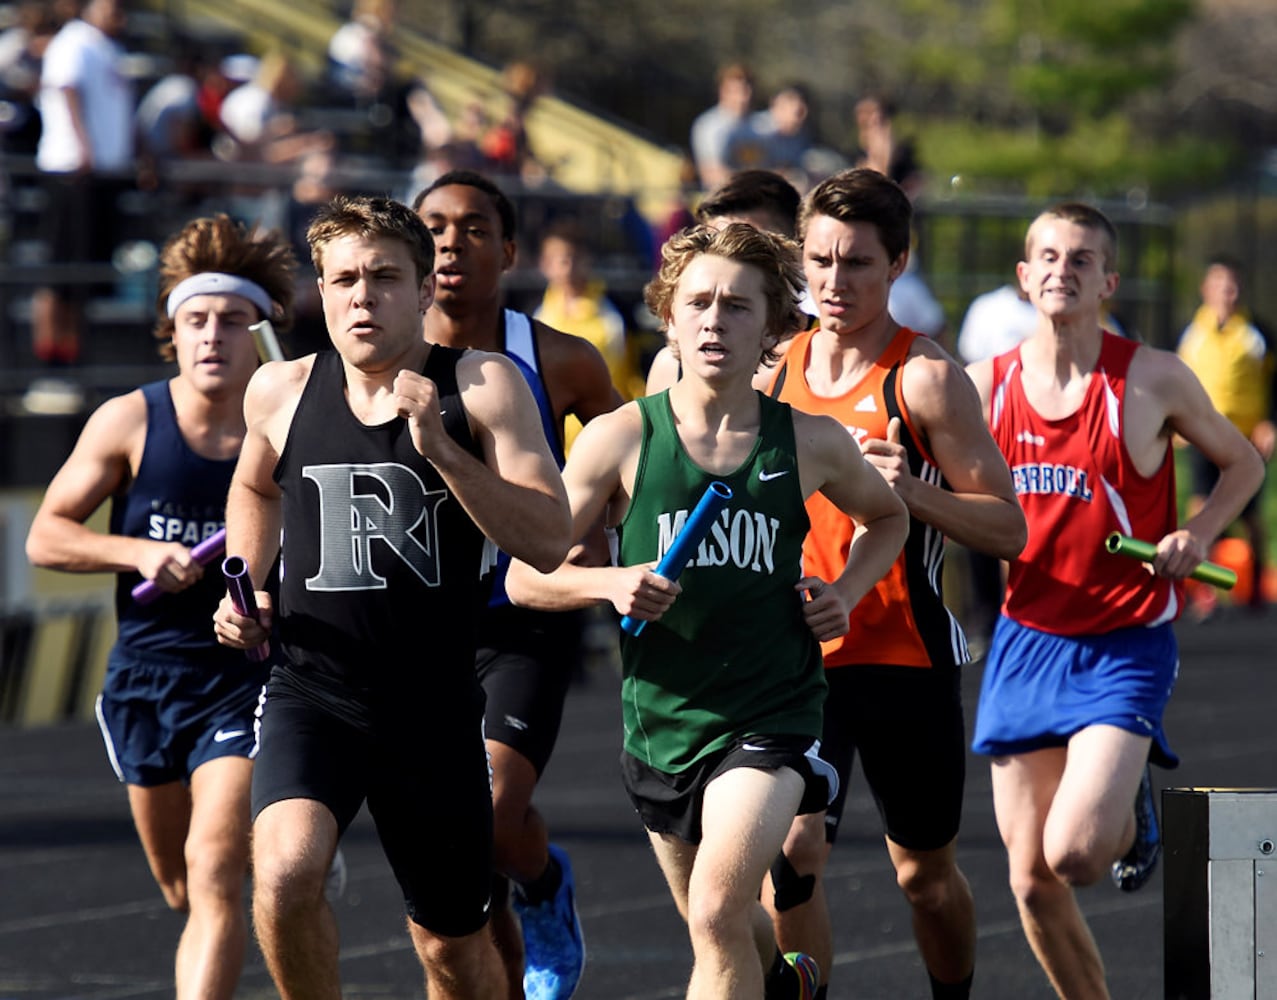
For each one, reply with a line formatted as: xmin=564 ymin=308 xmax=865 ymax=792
xmin=272 ymin=347 xmax=488 ymax=725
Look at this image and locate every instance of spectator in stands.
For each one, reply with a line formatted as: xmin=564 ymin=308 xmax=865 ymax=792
xmin=196 ymin=53 xmax=248 ymax=139
xmin=0 ymin=0 xmax=58 ymax=155
xmin=218 ymin=50 xmax=332 ymax=165
xmin=453 ymin=97 xmax=490 ymax=158
xmin=725 ymin=82 xmax=815 ymax=190
xmin=400 ymin=98 xmax=493 ymax=205
xmin=956 ymin=281 xmax=1038 ymax=365
xmin=325 ymin=0 xmax=451 ymax=167
xmin=650 ymin=152 xmax=699 ymax=264
xmin=326 ymin=0 xmax=395 ymax=102
xmin=281 ymin=149 xmax=341 ymax=356
xmin=853 ymin=97 xmax=940 ymax=346
xmin=135 ymin=40 xmax=216 ymax=163
xmin=890 ymin=254 xmax=947 ymax=341
xmin=689 ymin=62 xmax=754 ymax=191
xmin=30 ymin=0 xmax=134 ymax=378
xmin=1176 ymin=254 xmax=1276 ymax=611
xmin=535 ymin=219 xmax=638 ymax=404
xmin=481 ymin=60 xmax=547 ymax=182
xmin=854 ymin=94 xmax=925 ymax=202
xmin=215 ymin=51 xmax=279 ymax=147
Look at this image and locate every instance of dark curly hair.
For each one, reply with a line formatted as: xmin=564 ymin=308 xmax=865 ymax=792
xmin=153 ymin=214 xmax=296 ymax=361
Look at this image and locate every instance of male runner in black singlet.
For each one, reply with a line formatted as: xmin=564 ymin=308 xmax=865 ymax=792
xmin=214 ymin=195 xmax=571 ymax=999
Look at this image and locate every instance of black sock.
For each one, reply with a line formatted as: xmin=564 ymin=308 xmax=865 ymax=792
xmin=929 ymin=970 xmax=974 ymax=1000
xmin=763 ymin=950 xmax=815 ymax=1000
xmin=763 ymin=949 xmax=793 ymax=999
xmin=516 ymin=852 xmax=562 ymax=906
xmin=815 ymin=986 xmax=828 ymax=1000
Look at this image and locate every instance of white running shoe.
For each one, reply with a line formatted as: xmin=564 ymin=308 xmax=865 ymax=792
xmin=325 ymin=846 xmax=348 ymax=902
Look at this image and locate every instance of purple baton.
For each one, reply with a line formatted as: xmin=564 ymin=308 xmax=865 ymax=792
xmin=222 ymin=555 xmax=270 ymax=663
xmin=131 ymin=528 xmax=226 ymax=605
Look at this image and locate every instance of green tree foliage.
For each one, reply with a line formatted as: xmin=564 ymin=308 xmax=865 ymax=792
xmin=405 ymin=0 xmax=1265 ymax=199
xmin=994 ymin=0 xmax=1194 ymax=125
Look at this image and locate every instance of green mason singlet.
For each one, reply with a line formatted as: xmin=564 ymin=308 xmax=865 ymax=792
xmin=617 ymin=391 xmax=826 ymax=774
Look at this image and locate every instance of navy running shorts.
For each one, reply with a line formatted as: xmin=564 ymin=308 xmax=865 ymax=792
xmin=96 ymin=643 xmax=267 ymax=786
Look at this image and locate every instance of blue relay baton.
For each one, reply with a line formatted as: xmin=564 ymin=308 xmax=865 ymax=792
xmin=620 ymin=480 xmax=733 ymax=637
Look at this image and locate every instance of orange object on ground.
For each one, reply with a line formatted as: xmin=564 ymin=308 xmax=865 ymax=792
xmin=1184 ymin=537 xmax=1263 ymax=610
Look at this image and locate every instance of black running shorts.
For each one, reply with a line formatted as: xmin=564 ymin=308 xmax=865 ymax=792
xmin=820 ymin=663 xmax=966 ymax=851
xmin=251 ymin=671 xmax=494 ymax=936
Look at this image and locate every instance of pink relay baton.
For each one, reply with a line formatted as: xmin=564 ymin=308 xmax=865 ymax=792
xmin=131 ymin=528 xmax=226 ymax=605
xmin=222 ymin=555 xmax=270 ymax=663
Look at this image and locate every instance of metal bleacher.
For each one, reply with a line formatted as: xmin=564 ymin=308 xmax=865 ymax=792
xmin=0 ymin=1 xmax=692 ymax=725
xmin=164 ymin=0 xmax=686 ymax=206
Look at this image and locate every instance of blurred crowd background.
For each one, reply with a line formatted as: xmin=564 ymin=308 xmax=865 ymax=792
xmin=1 ymin=0 xmax=1276 ymax=724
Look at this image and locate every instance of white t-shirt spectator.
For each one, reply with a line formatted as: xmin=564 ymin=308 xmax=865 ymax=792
xmin=956 ymin=284 xmax=1038 ymax=363
xmin=218 ymin=82 xmax=274 ymax=144
xmin=37 ymin=17 xmax=133 ymax=172
xmin=889 ymin=269 xmax=946 ymax=339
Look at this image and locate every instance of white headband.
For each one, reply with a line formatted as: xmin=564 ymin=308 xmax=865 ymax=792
xmin=166 ymin=272 xmax=273 ymax=319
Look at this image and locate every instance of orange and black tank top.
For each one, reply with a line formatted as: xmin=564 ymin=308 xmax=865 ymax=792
xmin=768 ymin=325 xmax=969 ymax=670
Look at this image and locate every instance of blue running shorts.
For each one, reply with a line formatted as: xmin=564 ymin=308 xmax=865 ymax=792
xmin=96 ymin=644 xmax=268 ymax=786
xmin=972 ymin=616 xmax=1180 ymax=768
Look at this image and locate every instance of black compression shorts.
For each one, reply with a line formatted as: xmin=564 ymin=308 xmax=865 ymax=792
xmin=251 ymin=670 xmax=494 ymax=936
xmin=476 ymin=603 xmax=583 ymax=775
xmin=820 ymin=663 xmax=966 ymax=852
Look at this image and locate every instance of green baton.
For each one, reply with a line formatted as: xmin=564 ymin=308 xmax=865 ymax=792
xmin=1104 ymin=533 xmax=1237 ymax=591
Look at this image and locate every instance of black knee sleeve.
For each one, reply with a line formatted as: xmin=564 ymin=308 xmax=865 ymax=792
xmin=770 ymin=851 xmax=816 ymax=912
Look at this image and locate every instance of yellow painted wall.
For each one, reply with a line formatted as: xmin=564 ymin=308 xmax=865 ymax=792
xmin=2 ymin=490 xmax=113 ymax=726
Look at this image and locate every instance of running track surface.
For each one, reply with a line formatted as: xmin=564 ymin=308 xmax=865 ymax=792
xmin=2 ymin=611 xmax=1274 ymax=999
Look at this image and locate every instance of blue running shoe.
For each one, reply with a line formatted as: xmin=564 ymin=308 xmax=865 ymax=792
xmin=514 ymin=844 xmax=586 ymax=1000
xmin=1112 ymin=765 xmax=1160 ymax=892
xmin=784 ymin=952 xmax=820 ymax=1000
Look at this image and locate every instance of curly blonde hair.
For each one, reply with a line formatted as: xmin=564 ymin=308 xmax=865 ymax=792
xmin=644 ymin=223 xmax=803 ymax=368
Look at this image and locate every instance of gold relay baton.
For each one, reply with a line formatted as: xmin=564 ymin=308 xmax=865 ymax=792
xmin=249 ymin=320 xmax=285 ymax=363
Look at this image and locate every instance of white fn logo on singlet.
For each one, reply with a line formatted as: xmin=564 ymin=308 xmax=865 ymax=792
xmin=759 ymin=469 xmax=790 ymax=482
xmin=854 ymin=396 xmax=877 ymax=412
xmin=1017 ymin=430 xmax=1046 ymax=446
